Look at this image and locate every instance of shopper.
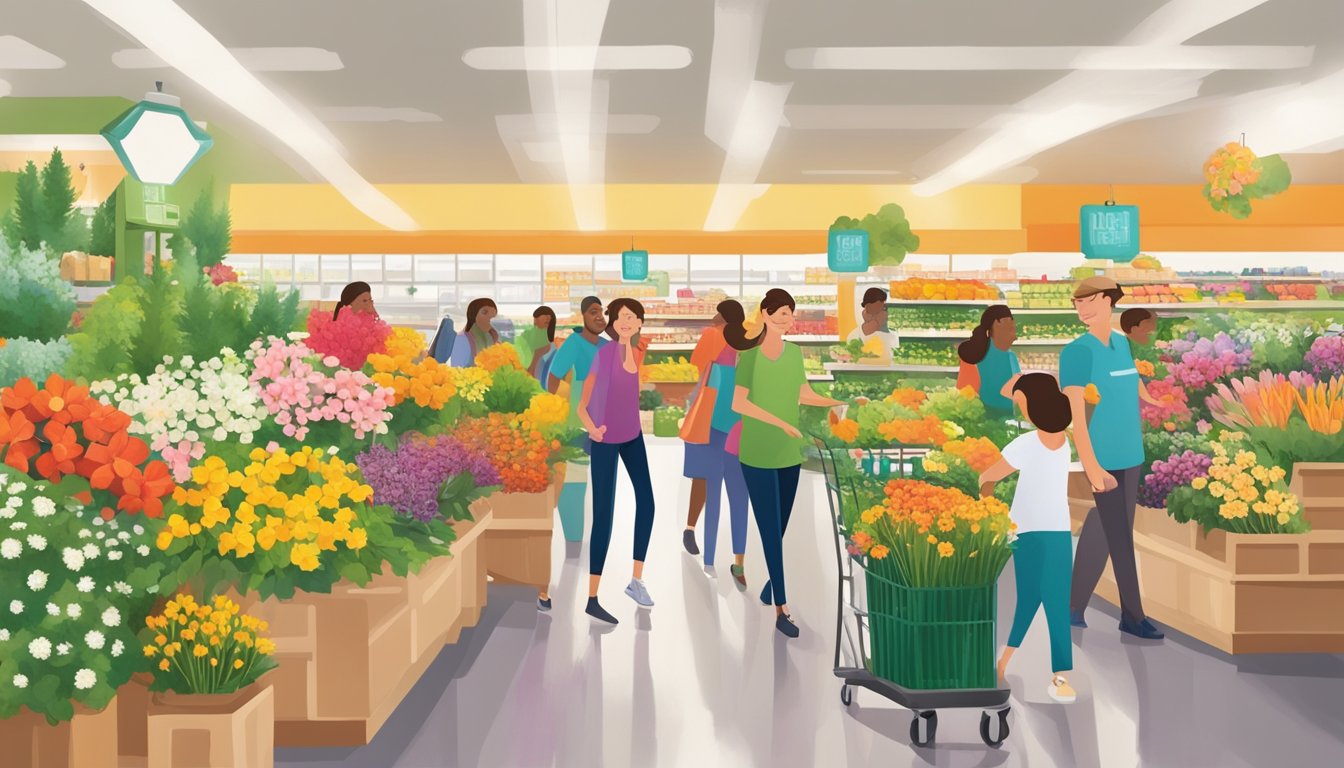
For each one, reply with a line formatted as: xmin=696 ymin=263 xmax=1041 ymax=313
xmin=333 ymin=281 xmax=377 ymax=320
xmin=549 ymin=297 xmax=608 ymax=429
xmin=517 ymin=305 xmax=557 ymax=382
xmin=1121 ymin=307 xmax=1158 ymax=348
xmin=579 ymin=298 xmax=656 ymax=625
xmin=1063 ymin=277 xmax=1165 ymax=640
xmin=681 ymin=301 xmax=751 ymax=589
xmin=846 ymin=287 xmax=898 ymax=362
xmin=463 ymin=297 xmax=500 ymax=362
xmin=957 ymin=305 xmax=1020 ymax=419
xmin=730 ymin=288 xmax=845 ymax=638
xmin=980 ymin=373 xmax=1080 ymax=704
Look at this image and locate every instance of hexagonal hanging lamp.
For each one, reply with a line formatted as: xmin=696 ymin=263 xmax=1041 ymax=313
xmin=101 ymin=82 xmax=212 ymax=186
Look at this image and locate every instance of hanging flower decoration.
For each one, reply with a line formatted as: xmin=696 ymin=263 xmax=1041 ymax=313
xmin=1202 ymin=142 xmax=1291 ymax=219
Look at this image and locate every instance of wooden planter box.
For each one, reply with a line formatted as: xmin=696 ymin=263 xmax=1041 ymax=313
xmin=0 ymin=698 xmax=119 ymax=768
xmin=233 ymin=508 xmax=494 ymax=747
xmin=1290 ymin=463 xmax=1344 ymax=531
xmin=147 ymin=682 xmax=275 ymax=768
xmin=1068 ymin=475 xmax=1344 ymax=654
xmin=483 ymin=491 xmax=554 ymax=590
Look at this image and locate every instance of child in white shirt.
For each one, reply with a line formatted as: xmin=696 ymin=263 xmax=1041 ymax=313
xmin=980 ymin=372 xmax=1089 ymax=704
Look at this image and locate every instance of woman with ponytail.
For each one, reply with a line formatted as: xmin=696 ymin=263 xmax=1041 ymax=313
xmin=957 ymin=305 xmax=1020 ymax=417
xmin=680 ymin=300 xmax=752 ymax=590
xmin=333 ymin=281 xmax=376 ymax=320
xmin=730 ymin=289 xmax=845 ymax=638
xmin=463 ymin=297 xmax=500 ymax=362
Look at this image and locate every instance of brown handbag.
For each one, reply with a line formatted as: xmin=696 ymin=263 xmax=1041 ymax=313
xmin=678 ymin=364 xmax=716 ymax=444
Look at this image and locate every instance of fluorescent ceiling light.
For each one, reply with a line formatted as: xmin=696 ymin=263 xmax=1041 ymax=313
xmin=315 ymin=107 xmax=441 ymax=123
xmin=786 ymin=46 xmax=1312 ymax=71
xmin=463 ymin=45 xmax=690 ymax=71
xmin=0 ymin=134 xmax=112 ymax=151
xmin=113 ymin=47 xmax=343 ymax=71
xmin=523 ymin=141 xmax=562 ymax=164
xmin=81 ymin=0 xmax=415 ymax=231
xmin=704 ymin=0 xmax=770 ymax=151
xmin=0 ymin=36 xmax=64 ymax=69
xmin=784 ymin=105 xmax=1005 ymax=130
xmin=496 ymin=113 xmax=660 ymax=135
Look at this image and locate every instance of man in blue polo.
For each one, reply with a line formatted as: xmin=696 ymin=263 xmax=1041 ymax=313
xmin=548 ymin=296 xmax=608 ymax=427
xmin=1062 ymin=277 xmax=1164 ymax=641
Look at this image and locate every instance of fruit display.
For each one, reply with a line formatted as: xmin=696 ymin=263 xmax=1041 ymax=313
xmin=1266 ymin=283 xmax=1326 ymax=301
xmin=641 ymin=357 xmax=699 ymax=383
xmin=1016 ymin=350 xmax=1061 ymax=372
xmin=887 ymin=306 xmax=982 ymax=330
xmin=890 ymin=278 xmax=1000 ymax=301
xmin=889 ymin=341 xmax=959 ymax=368
xmin=805 ymin=267 xmax=836 ymax=285
xmin=1011 ymin=282 xmax=1073 ymax=308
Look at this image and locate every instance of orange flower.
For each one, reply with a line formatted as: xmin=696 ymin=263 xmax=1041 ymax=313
xmin=829 ymin=418 xmax=859 ymax=443
xmin=884 ymin=388 xmax=927 ymax=410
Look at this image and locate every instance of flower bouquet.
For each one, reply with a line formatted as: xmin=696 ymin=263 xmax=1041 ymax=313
xmin=0 ymin=474 xmax=165 ymax=723
xmin=90 ymin=350 xmax=267 ymax=482
xmin=453 ymin=392 xmax=573 ymax=494
xmin=1304 ymin=335 xmax=1344 ymax=378
xmin=1160 ymin=332 xmax=1254 ymax=392
xmin=1140 ymin=377 xmax=1193 ymax=431
xmin=141 ymin=594 xmax=276 ymax=695
xmin=1139 ymin=450 xmax=1213 ymax=509
xmin=1165 ymin=433 xmax=1307 ymax=534
xmin=356 ymin=436 xmax=499 ymax=524
xmin=1 ymin=375 xmax=176 ymax=519
xmin=1202 ymin=141 xmax=1291 ymax=219
xmin=366 ymin=330 xmax=465 ymax=436
xmin=247 ymin=337 xmax=394 ymax=449
xmin=1208 ymin=371 xmax=1344 ymax=465
xmin=155 ymin=446 xmax=450 ymax=600
xmin=303 ymin=307 xmax=391 ymax=370
xmin=473 ymin=344 xmax=523 ymax=374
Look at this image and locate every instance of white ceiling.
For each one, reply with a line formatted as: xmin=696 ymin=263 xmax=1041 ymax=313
xmin=2 ymin=0 xmax=1342 ymax=202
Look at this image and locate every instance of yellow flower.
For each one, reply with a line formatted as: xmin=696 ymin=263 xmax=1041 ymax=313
xmin=290 ymin=542 xmax=321 ymax=571
xmin=194 ymin=644 xmax=209 ymax=658
xmin=926 ymin=534 xmax=938 ymax=545
xmin=1207 ymin=481 xmax=1227 ymax=498
xmin=234 ymin=659 xmax=245 ymax=670
xmin=143 ymin=644 xmax=158 ymax=657
xmin=346 ymin=528 xmax=368 ymax=551
xmin=937 ymin=541 xmax=955 ymax=558
xmin=870 ymin=545 xmax=890 ymax=560
xmin=180 ymin=628 xmax=196 ymax=642
xmin=159 ymin=659 xmax=170 ymax=672
xmin=861 ymin=506 xmax=883 ymax=525
xmin=1191 ymin=477 xmax=1208 ymax=490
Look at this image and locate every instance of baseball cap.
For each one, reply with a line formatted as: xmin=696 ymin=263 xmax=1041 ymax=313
xmin=1073 ymin=276 xmax=1121 ymax=299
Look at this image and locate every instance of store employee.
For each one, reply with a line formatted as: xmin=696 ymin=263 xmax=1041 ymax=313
xmin=846 ymin=287 xmax=899 ymax=362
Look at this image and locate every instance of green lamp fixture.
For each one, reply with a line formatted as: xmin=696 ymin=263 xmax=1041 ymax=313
xmin=101 ymin=82 xmax=213 ymax=186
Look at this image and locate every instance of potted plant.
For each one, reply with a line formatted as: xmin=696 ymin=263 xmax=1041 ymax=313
xmin=143 ymin=594 xmax=278 ymax=768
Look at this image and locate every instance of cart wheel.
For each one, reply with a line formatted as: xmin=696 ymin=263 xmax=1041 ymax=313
xmin=840 ymin=684 xmax=853 ymax=707
xmin=909 ymin=710 xmax=937 ymax=747
xmin=980 ymin=707 xmax=1010 ymax=748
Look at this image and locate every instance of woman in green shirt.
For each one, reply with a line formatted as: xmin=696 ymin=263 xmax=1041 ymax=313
xmin=515 ymin=306 xmax=557 ymax=382
xmin=729 ymin=289 xmax=844 ymax=638
xmin=463 ymin=297 xmax=500 ymax=362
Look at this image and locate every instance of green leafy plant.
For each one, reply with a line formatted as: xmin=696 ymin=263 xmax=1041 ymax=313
xmin=177 ymin=187 xmax=232 ymax=267
xmin=481 ymin=366 xmax=541 ymax=415
xmin=5 ymin=161 xmax=44 ymax=253
xmin=40 ymin=149 xmax=77 ymax=256
xmin=830 ymin=203 xmax=920 ymax=266
xmin=88 ymin=196 xmax=116 ymax=257
xmin=0 ymin=337 xmax=72 ymax=389
xmin=142 ymin=594 xmax=277 ymax=695
xmin=0 ymin=239 xmax=76 ymax=342
xmin=638 ymin=388 xmax=664 ymax=411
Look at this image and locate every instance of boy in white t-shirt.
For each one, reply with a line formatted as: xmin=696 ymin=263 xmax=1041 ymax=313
xmin=980 ymin=373 xmax=1103 ymax=704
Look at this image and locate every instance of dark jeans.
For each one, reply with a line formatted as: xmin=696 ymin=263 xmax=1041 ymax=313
xmin=741 ymin=463 xmax=801 ymax=606
xmin=1070 ymin=465 xmax=1145 ymax=622
xmin=589 ymin=435 xmax=656 ymax=576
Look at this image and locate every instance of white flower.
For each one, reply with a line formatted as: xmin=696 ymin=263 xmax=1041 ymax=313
xmin=1 ymin=538 xmax=21 ymax=559
xmin=31 ymin=497 xmax=56 ymax=518
xmin=12 ymin=674 xmax=28 ymax=689
xmin=0 ymin=628 xmax=9 ymax=641
xmin=26 ymin=570 xmax=47 ymax=591
xmin=76 ymin=576 xmax=95 ymax=593
xmin=136 ymin=545 xmax=150 ymax=557
xmin=67 ymin=604 xmax=82 ymax=619
xmin=118 ymin=532 xmax=131 ymax=542
xmin=74 ymin=669 xmax=96 ymax=690
xmin=29 ymin=637 xmax=51 ymax=660
xmin=85 ymin=631 xmax=105 ymax=650
xmin=106 ymin=550 xmax=123 ymax=562
xmin=62 ymin=548 xmax=86 ymax=571
xmin=213 ymin=427 xmax=229 ymax=442
xmin=95 ymin=530 xmax=106 ymax=540
xmin=111 ymin=639 xmax=125 ymax=657
xmin=82 ymin=543 xmax=100 ymax=560
xmin=0 ymin=508 xmax=15 ymax=520
xmin=91 ymin=517 xmax=104 ymax=527
xmin=57 ymin=642 xmax=71 ymax=656
xmin=113 ymin=581 xmax=132 ymax=596
xmin=25 ymin=535 xmax=47 ymax=551
xmin=133 ymin=525 xmax=145 ymax=536
xmin=9 ymin=600 xmax=23 ymax=614
xmin=7 ymin=482 xmax=25 ymax=495
xmin=46 ymin=603 xmax=60 ymax=616
xmin=10 ymin=521 xmax=26 ymax=531
xmin=101 ymin=607 xmax=121 ymax=628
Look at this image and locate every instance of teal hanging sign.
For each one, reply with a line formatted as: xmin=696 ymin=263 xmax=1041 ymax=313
xmin=828 ymin=229 xmax=869 ymax=272
xmin=621 ymin=250 xmax=649 ymax=281
xmin=1080 ymin=204 xmax=1139 ymax=261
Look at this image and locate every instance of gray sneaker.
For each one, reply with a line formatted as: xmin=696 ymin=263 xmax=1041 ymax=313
xmin=625 ymin=578 xmax=655 ymax=607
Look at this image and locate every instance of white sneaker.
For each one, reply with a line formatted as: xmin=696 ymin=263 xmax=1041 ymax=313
xmin=1048 ymin=675 xmax=1077 ymax=704
xmin=625 ymin=578 xmax=654 ymax=607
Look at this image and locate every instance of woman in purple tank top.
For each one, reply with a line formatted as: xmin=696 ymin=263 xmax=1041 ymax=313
xmin=578 ymin=298 xmax=657 ymax=625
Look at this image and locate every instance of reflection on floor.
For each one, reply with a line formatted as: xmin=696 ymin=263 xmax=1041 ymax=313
xmin=277 ymin=439 xmax=1344 ymax=768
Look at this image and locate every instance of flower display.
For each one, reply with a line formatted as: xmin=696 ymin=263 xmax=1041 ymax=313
xmin=876 ymin=415 xmax=955 ymax=447
xmin=829 ymin=417 xmax=859 ymax=444
xmin=849 ymin=479 xmax=1014 ymax=587
xmin=203 ymin=263 xmax=239 ymax=286
xmin=90 ymin=350 xmax=267 ymax=482
xmin=1 ymin=375 xmax=175 ymax=519
xmin=939 ymin=437 xmax=1002 ymax=474
xmin=303 ymin=307 xmax=391 ymax=370
xmin=247 ymin=337 xmax=394 ymax=443
xmin=1160 ymin=332 xmax=1253 ymax=391
xmin=383 ymin=327 xmax=427 ymax=362
xmin=1140 ymin=377 xmax=1192 ymax=430
xmin=356 ymin=436 xmax=499 ymax=523
xmin=453 ymin=405 xmax=566 ymax=493
xmin=884 ymin=388 xmax=927 ymax=410
xmin=1201 ymin=142 xmax=1292 ymax=219
xmin=367 ymin=353 xmax=458 ymax=410
xmin=142 ymin=594 xmax=277 ymax=694
xmin=1304 ymin=335 xmax=1344 ymax=378
xmin=1209 ymin=371 xmax=1344 ymax=465
xmin=1139 ymin=450 xmax=1213 ymax=509
xmin=0 ymin=474 xmax=164 ymax=723
xmin=1207 ymin=370 xmax=1312 ymax=431
xmin=473 ymin=344 xmax=523 ymax=373
xmin=1166 ymin=433 xmax=1307 ymax=534
xmin=453 ymin=366 xmax=493 ymax=403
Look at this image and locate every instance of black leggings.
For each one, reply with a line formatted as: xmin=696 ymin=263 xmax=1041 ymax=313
xmin=741 ymin=463 xmax=801 ymax=606
xmin=589 ymin=435 xmax=656 ymax=576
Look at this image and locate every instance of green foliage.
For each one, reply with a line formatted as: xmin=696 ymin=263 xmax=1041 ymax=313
xmin=8 ymin=161 xmax=43 ymax=252
xmin=639 ymin=388 xmax=664 ymax=411
xmin=991 ymin=474 xmax=1019 ymax=506
xmin=246 ymin=280 xmax=303 ymax=343
xmin=0 ymin=337 xmax=72 ymax=389
xmin=40 ymin=148 xmax=76 ymax=255
xmin=0 ymin=239 xmax=76 ymax=342
xmin=89 ymin=196 xmax=116 ymax=256
xmin=438 ymin=472 xmax=498 ymax=522
xmin=921 ymin=453 xmax=981 ymax=497
xmin=482 ymin=366 xmax=542 ymax=414
xmin=128 ymin=266 xmax=185 ymax=375
xmin=1 ymin=151 xmax=80 ymax=257
xmin=177 ymin=187 xmax=232 ymax=267
xmin=830 ymin=203 xmax=920 ymax=266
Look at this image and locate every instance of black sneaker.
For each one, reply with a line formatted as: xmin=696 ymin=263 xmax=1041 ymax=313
xmin=776 ymin=613 xmax=800 ymax=639
xmin=1119 ymin=616 xmax=1164 ymax=640
xmin=586 ymin=597 xmax=618 ymax=625
xmin=537 ymin=597 xmax=552 ymax=613
xmin=683 ymin=529 xmax=700 ymax=556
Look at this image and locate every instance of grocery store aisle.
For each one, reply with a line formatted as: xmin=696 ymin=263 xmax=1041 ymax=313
xmin=278 ymin=439 xmax=1344 ymax=768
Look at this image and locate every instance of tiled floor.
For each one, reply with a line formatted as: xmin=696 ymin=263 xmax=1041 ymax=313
xmin=278 ymin=439 xmax=1344 ymax=768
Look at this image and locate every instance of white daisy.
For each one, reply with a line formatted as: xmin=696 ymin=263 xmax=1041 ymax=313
xmin=26 ymin=570 xmax=47 ymax=591
xmin=76 ymin=576 xmax=96 ymax=593
xmin=56 ymin=642 xmax=71 ymax=656
xmin=82 ymin=543 xmax=100 ymax=560
xmin=9 ymin=600 xmax=23 ymax=614
xmin=0 ymin=538 xmax=21 ymax=559
xmin=136 ymin=545 xmax=150 ymax=557
xmin=101 ymin=607 xmax=121 ymax=628
xmin=67 ymin=604 xmax=82 ymax=619
xmin=9 ymin=521 xmax=26 ymax=531
xmin=12 ymin=674 xmax=28 ymax=688
xmin=74 ymin=669 xmax=96 ymax=690
xmin=62 ymin=548 xmax=86 ymax=571
xmin=85 ymin=631 xmax=105 ymax=650
xmin=133 ymin=525 xmax=145 ymax=536
xmin=114 ymin=581 xmax=132 ymax=596
xmin=25 ymin=534 xmax=47 ymax=551
xmin=46 ymin=603 xmax=60 ymax=616
xmin=31 ymin=497 xmax=56 ymax=517
xmin=29 ymin=637 xmax=51 ymax=660
xmin=107 ymin=550 xmax=123 ymax=562
xmin=0 ymin=628 xmax=10 ymax=641
xmin=111 ymin=639 xmax=124 ymax=657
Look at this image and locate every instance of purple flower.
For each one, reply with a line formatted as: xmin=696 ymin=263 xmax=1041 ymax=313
xmin=1139 ymin=451 xmax=1213 ymax=509
xmin=1305 ymin=336 xmax=1344 ymax=378
xmin=356 ymin=436 xmax=500 ymax=522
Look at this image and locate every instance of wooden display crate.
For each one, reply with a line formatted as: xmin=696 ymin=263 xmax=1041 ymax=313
xmin=147 ymin=682 xmax=275 ymax=768
xmin=0 ymin=698 xmax=119 ymax=768
xmin=1289 ymin=463 xmax=1344 ymax=531
xmin=482 ymin=491 xmax=553 ymax=590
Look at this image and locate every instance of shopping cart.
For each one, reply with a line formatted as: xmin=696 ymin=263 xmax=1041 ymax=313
xmin=812 ymin=437 xmax=1012 ymax=748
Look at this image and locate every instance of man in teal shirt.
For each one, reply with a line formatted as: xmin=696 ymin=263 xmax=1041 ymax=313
xmin=548 ymin=297 xmax=608 ymax=430
xmin=1061 ymin=277 xmax=1164 ymax=641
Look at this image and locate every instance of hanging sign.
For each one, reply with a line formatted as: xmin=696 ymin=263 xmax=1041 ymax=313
xmin=621 ymin=249 xmax=649 ymax=281
xmin=1080 ymin=204 xmax=1139 ymax=262
xmin=828 ymin=229 xmax=869 ymax=272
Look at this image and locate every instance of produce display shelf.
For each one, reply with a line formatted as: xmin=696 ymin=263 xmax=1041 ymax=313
xmin=895 ymin=329 xmax=1072 ymax=345
xmin=826 ymin=363 xmax=960 ymax=374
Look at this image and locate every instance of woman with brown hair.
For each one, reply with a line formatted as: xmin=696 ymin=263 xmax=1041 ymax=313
xmin=957 ymin=304 xmax=1020 ymax=418
xmin=463 ymin=297 xmax=500 ymax=362
xmin=333 ymin=281 xmax=377 ymax=320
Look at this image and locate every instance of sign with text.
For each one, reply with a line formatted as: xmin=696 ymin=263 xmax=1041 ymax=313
xmin=828 ymin=229 xmax=869 ymax=272
xmin=621 ymin=249 xmax=649 ymax=281
xmin=1080 ymin=204 xmax=1139 ymax=261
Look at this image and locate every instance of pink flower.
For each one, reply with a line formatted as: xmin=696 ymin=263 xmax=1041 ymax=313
xmin=304 ymin=309 xmax=391 ymax=370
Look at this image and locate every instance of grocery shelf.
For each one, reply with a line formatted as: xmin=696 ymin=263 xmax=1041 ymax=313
xmin=825 ymin=363 xmax=960 ymax=374
xmin=894 ymin=329 xmax=1072 ymax=344
xmin=807 ymin=374 xmax=835 ymax=382
xmin=785 ymin=335 xmax=840 ymax=343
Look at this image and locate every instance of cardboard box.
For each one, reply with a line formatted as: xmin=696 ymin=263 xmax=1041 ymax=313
xmin=87 ymin=255 xmax=113 ymax=282
xmin=147 ymin=683 xmax=275 ymax=768
xmin=59 ymin=252 xmax=89 ymax=282
xmin=0 ymin=697 xmax=119 ymax=768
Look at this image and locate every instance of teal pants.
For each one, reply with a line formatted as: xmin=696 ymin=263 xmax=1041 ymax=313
xmin=1006 ymin=531 xmax=1073 ymax=673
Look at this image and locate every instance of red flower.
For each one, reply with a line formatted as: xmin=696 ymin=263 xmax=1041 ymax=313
xmin=0 ymin=409 xmax=39 ymax=473
xmin=34 ymin=421 xmax=85 ymax=481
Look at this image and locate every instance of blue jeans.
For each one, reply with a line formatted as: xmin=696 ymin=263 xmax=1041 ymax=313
xmin=1007 ymin=531 xmax=1074 ymax=673
xmin=703 ymin=438 xmax=750 ymax=567
xmin=589 ymin=435 xmax=656 ymax=576
xmin=741 ymin=463 xmax=801 ymax=606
